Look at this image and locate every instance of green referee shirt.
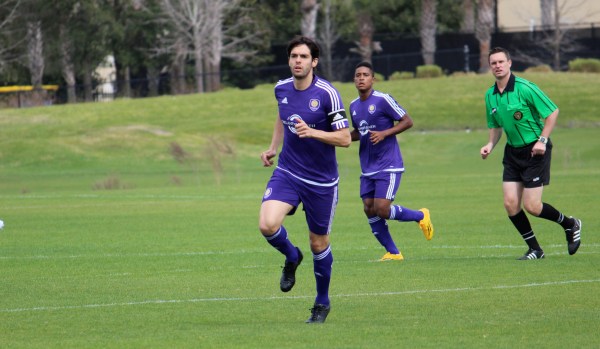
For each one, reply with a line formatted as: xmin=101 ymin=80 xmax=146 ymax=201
xmin=485 ymin=74 xmax=557 ymax=147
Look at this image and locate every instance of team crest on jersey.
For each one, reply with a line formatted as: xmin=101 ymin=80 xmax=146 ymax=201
xmin=513 ymin=111 xmax=523 ymax=120
xmin=309 ymin=99 xmax=320 ymax=111
xmin=368 ymin=104 xmax=376 ymax=114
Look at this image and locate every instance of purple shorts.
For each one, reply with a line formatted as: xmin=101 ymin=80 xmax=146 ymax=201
xmin=262 ymin=169 xmax=338 ymax=235
xmin=360 ymin=171 xmax=402 ymax=201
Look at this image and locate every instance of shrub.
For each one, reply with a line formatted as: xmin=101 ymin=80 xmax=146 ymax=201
xmin=415 ymin=64 xmax=443 ymax=78
xmin=524 ymin=64 xmax=553 ymax=73
xmin=388 ymin=71 xmax=415 ymax=80
xmin=374 ymin=72 xmax=386 ymax=81
xmin=568 ymin=58 xmax=600 ymax=73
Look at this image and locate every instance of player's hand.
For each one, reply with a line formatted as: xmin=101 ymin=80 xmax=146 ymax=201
xmin=369 ymin=130 xmax=385 ymax=144
xmin=294 ymin=118 xmax=313 ymax=138
xmin=480 ymin=144 xmax=492 ymax=159
xmin=531 ymin=142 xmax=546 ymax=157
xmin=261 ymin=150 xmax=276 ymax=167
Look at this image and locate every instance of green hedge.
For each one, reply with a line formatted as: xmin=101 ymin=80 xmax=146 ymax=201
xmin=416 ymin=64 xmax=443 ymax=78
xmin=568 ymin=58 xmax=600 ymax=73
xmin=388 ymin=71 xmax=415 ymax=80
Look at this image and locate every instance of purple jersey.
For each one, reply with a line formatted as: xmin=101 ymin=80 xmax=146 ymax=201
xmin=275 ymin=76 xmax=348 ymax=185
xmin=350 ymin=90 xmax=406 ymax=176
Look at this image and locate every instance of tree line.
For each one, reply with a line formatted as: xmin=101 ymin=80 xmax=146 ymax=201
xmin=0 ymin=0 xmax=561 ymax=104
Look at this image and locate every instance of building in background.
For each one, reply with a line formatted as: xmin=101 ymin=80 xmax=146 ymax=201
xmin=497 ymin=0 xmax=600 ymax=32
xmin=94 ymin=55 xmax=117 ymax=102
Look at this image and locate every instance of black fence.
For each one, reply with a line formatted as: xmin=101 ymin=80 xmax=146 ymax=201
xmin=6 ymin=25 xmax=597 ymax=107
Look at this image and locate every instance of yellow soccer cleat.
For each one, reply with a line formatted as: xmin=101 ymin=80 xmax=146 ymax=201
xmin=418 ymin=208 xmax=434 ymax=241
xmin=380 ymin=252 xmax=404 ymax=261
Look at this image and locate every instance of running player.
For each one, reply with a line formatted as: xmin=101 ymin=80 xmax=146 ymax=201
xmin=349 ymin=61 xmax=433 ymax=261
xmin=259 ymin=36 xmax=350 ymax=323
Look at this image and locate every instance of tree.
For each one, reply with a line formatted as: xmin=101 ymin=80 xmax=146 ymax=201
xmin=317 ymin=0 xmax=339 ymax=80
xmin=301 ymin=0 xmax=319 ymax=39
xmin=461 ymin=0 xmax=475 ymax=33
xmin=59 ymin=24 xmax=77 ymax=103
xmin=159 ymin=0 xmax=268 ymax=93
xmin=475 ymin=0 xmax=494 ymax=73
xmin=41 ymin=0 xmax=115 ymax=102
xmin=0 ymin=0 xmax=22 ymax=75
xmin=206 ymin=0 xmax=267 ymax=92
xmin=540 ymin=0 xmax=556 ymax=28
xmin=350 ymin=1 xmax=382 ymax=63
xmin=26 ymin=21 xmax=44 ymax=90
xmin=111 ymin=0 xmax=168 ymax=98
xmin=514 ymin=0 xmax=589 ymax=71
xmin=420 ymin=0 xmax=437 ymax=65
xmin=160 ymin=0 xmax=210 ymax=93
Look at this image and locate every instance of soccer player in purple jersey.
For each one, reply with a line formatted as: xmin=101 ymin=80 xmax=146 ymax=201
xmin=258 ymin=36 xmax=350 ymax=323
xmin=349 ymin=61 xmax=434 ymax=261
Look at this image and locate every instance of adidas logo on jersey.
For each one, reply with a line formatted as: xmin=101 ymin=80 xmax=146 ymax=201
xmin=281 ymin=97 xmax=288 ymax=104
xmin=332 ymin=113 xmax=344 ymax=121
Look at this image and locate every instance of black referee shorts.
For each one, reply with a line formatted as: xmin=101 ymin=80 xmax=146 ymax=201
xmin=502 ymin=141 xmax=552 ymax=188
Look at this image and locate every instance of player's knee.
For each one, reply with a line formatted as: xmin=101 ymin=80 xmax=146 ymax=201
xmin=363 ymin=206 xmax=375 ymax=216
xmin=374 ymin=205 xmax=390 ymax=219
xmin=310 ymin=236 xmax=329 ymax=252
xmin=523 ymin=202 xmax=542 ymax=216
xmin=503 ymin=198 xmax=519 ymax=213
xmin=258 ymin=221 xmax=278 ymax=236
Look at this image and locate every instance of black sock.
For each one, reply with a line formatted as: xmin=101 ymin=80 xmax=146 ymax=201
xmin=538 ymin=203 xmax=573 ymax=229
xmin=509 ymin=210 xmax=542 ymax=251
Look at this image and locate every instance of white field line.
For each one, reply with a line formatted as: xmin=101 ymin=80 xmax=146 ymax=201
xmin=2 ymin=278 xmax=598 ymax=314
xmin=0 ymin=244 xmax=598 ymax=261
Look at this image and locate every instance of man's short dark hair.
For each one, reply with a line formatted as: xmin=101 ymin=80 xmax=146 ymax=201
xmin=355 ymin=61 xmax=374 ymax=73
xmin=488 ymin=47 xmax=511 ymax=61
xmin=287 ymin=36 xmax=320 ymax=60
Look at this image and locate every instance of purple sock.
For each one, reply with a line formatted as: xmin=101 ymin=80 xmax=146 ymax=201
xmin=264 ymin=226 xmax=298 ymax=262
xmin=313 ymin=245 xmax=333 ymax=306
xmin=389 ymin=205 xmax=424 ymax=222
xmin=368 ymin=216 xmax=399 ymax=254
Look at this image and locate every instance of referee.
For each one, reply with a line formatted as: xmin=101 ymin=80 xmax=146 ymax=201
xmin=479 ymin=47 xmax=581 ymax=260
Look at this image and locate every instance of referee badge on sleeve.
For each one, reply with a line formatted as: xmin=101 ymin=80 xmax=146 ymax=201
xmin=513 ymin=111 xmax=523 ymax=120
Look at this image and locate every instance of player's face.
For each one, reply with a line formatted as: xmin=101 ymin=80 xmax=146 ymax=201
xmin=354 ymin=66 xmax=374 ymax=93
xmin=489 ymin=52 xmax=512 ymax=80
xmin=289 ymin=44 xmax=317 ymax=80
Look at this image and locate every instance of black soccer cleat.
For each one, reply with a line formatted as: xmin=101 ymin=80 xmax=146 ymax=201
xmin=306 ymin=303 xmax=330 ymax=324
xmin=565 ymin=217 xmax=582 ymax=255
xmin=280 ymin=247 xmax=303 ymax=292
xmin=517 ymin=248 xmax=545 ymax=260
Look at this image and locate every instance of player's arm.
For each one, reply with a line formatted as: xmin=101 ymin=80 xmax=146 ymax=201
xmin=531 ymin=108 xmax=559 ymax=156
xmin=295 ymin=118 xmax=351 ymax=147
xmin=540 ymin=108 xmax=558 ymax=140
xmin=261 ymin=116 xmax=284 ymax=167
xmin=369 ymin=114 xmax=413 ymax=145
xmin=294 ymin=109 xmax=351 ymax=147
xmin=480 ymin=127 xmax=502 ymax=159
xmin=349 ymin=114 xmax=360 ymax=141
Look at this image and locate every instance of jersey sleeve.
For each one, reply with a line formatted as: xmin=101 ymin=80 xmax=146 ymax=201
xmin=328 ymin=110 xmax=349 ymax=130
xmin=485 ymin=90 xmax=499 ymax=128
xmin=381 ymin=93 xmax=406 ymax=121
xmin=325 ymin=87 xmax=348 ymax=130
xmin=521 ymin=82 xmax=558 ymax=119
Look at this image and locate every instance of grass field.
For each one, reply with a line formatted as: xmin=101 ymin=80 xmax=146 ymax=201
xmin=0 ymin=73 xmax=599 ymax=348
